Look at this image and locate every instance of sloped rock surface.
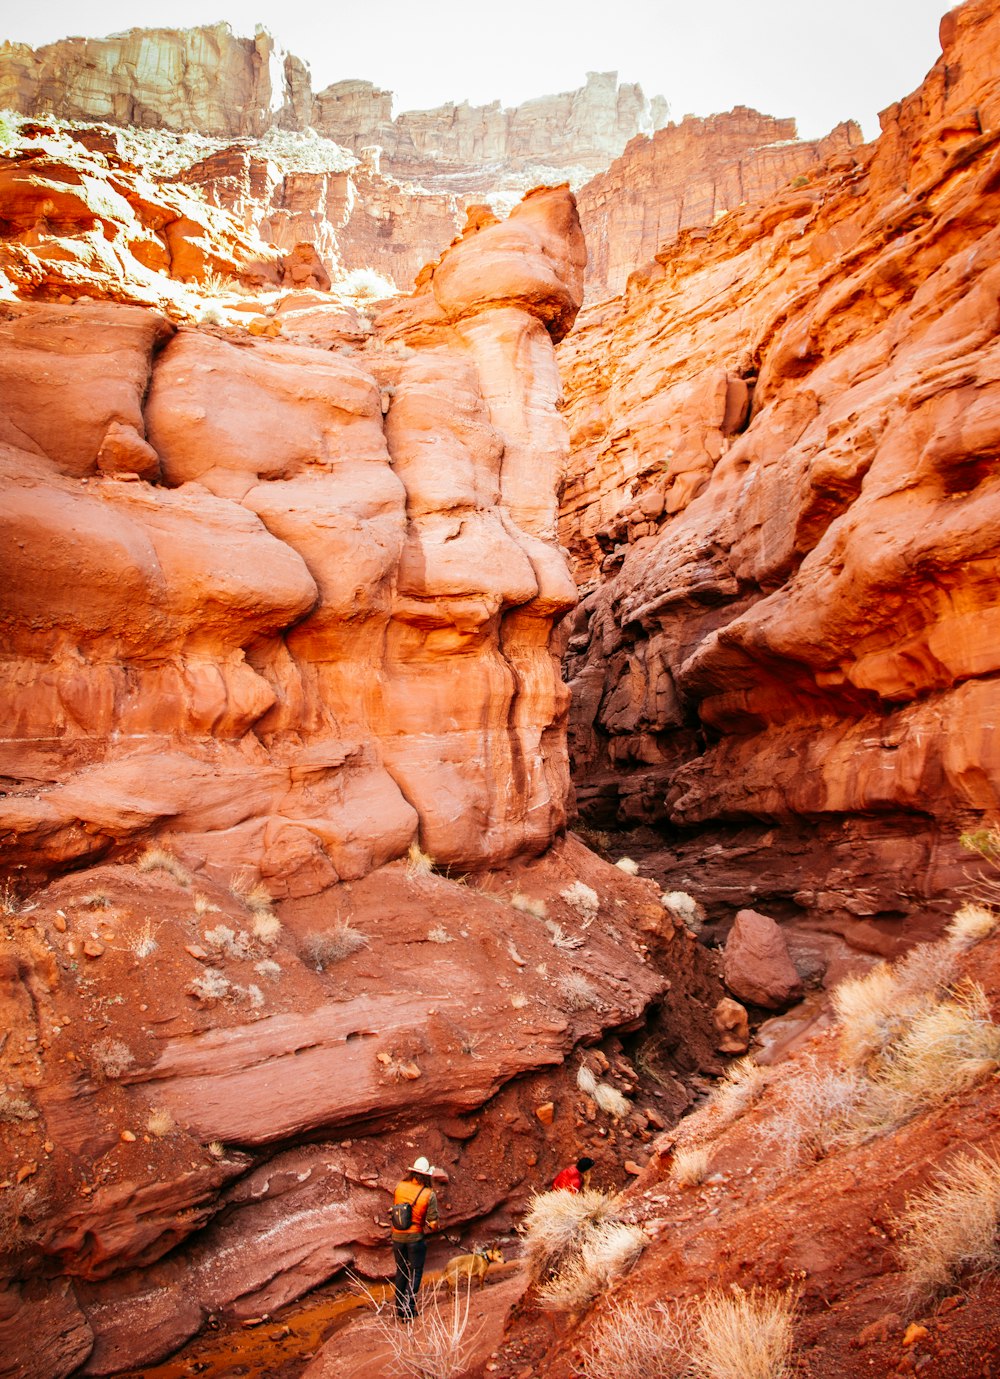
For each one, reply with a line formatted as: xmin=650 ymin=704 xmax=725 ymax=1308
xmin=559 ymin=0 xmax=1000 ymax=922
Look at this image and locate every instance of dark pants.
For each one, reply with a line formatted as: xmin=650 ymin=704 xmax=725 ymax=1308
xmin=393 ymin=1236 xmax=427 ymax=1320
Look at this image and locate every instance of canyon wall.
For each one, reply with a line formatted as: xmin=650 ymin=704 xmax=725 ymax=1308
xmin=578 ymin=109 xmax=865 ymax=298
xmin=559 ymin=0 xmax=1000 ymax=923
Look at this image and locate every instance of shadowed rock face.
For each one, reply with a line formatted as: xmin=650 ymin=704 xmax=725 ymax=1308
xmin=0 ymin=185 xmax=584 ymax=890
xmin=559 ymin=0 xmax=1000 ymax=921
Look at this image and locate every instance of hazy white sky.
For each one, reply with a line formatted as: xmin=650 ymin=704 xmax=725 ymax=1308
xmin=3 ymin=0 xmax=952 ymax=141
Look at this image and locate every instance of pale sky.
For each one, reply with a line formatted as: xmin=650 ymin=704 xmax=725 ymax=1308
xmin=3 ymin=0 xmax=952 ymax=142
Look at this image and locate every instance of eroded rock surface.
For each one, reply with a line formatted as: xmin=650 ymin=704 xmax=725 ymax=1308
xmin=559 ymin=0 xmax=1000 ymax=922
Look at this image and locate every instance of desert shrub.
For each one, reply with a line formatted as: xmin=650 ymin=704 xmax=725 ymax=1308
xmin=754 ymin=1059 xmax=861 ymax=1170
xmin=187 ymin=967 xmax=230 ymax=1002
xmin=0 ymin=113 xmax=14 ymax=150
xmin=254 ymin=957 xmax=282 ymax=981
xmin=241 ymin=983 xmax=265 ymax=1008
xmin=301 ymin=920 xmax=367 ymax=969
xmin=91 ymin=1038 xmax=135 ymax=1081
xmin=671 ymin=1145 xmax=711 ymax=1187
xmin=898 ymin=1150 xmax=1000 ymax=1309
xmin=947 ymin=902 xmax=999 ymax=950
xmin=510 ymin=992 xmax=528 ymax=1009
xmin=512 ymin=892 xmax=547 ymax=919
xmin=206 ymin=1140 xmax=225 ymax=1159
xmin=521 ymin=1189 xmax=624 ymax=1285
xmin=0 ymin=1088 xmax=37 ymax=1123
xmin=575 ymin=1296 xmax=688 ymax=1379
xmin=706 ymin=1058 xmax=768 ymax=1125
xmin=560 ymin=973 xmax=600 ymax=1011
xmin=427 ymin=925 xmax=454 ymax=944
xmin=0 ymin=882 xmax=20 ymax=916
xmin=204 ymin=924 xmax=253 ymax=960
xmin=537 ymin=1220 xmax=646 ymax=1311
xmin=614 ymin=857 xmax=640 ymax=875
xmin=337 ymin=266 xmax=396 ymax=301
xmin=687 ymin=1285 xmax=797 ymax=1379
xmin=193 ymin=893 xmax=221 ymax=917
xmin=561 ymin=881 xmax=599 ymax=917
xmin=136 ymin=846 xmax=191 ymax=886
xmin=146 ymin=1107 xmax=175 ymax=1138
xmin=960 ymin=824 xmax=1000 ymax=906
xmin=79 ymin=891 xmax=111 ymax=909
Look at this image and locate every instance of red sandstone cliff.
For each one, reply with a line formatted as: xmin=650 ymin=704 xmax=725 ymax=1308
xmin=558 ymin=0 xmax=1000 ymax=923
xmin=578 ymin=108 xmax=864 ymax=298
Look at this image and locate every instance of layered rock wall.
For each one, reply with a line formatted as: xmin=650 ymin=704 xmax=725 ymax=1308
xmin=0 ymin=24 xmax=305 ymax=138
xmin=558 ymin=0 xmax=1000 ymax=921
xmin=578 ymin=109 xmax=865 ymax=298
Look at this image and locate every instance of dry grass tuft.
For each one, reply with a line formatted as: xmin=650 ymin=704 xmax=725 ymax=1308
xmin=754 ymin=1059 xmax=861 ymax=1170
xmin=671 ymin=1145 xmax=711 ymax=1187
xmin=406 ymin=841 xmax=435 ymax=877
xmin=593 ymin=1082 xmax=632 ymax=1119
xmin=512 ymin=891 xmax=548 ymax=920
xmin=614 ymin=856 xmax=640 ymax=875
xmin=947 ymin=902 xmax=999 ymax=950
xmin=146 ymin=1107 xmax=176 ymax=1138
xmin=353 ymin=1273 xmax=483 ymax=1379
xmin=254 ymin=957 xmax=282 ymax=981
xmin=561 ymin=973 xmax=601 ymax=1011
xmin=521 ymin=1189 xmax=624 ymax=1285
xmin=229 ymin=872 xmax=274 ymax=916
xmin=687 ymin=1285 xmax=797 ymax=1379
xmin=125 ymin=917 xmax=159 ymax=959
xmin=203 ymin=923 xmax=253 ymax=960
xmin=537 ymin=1220 xmax=646 ymax=1311
xmin=427 ymin=925 xmax=454 ymax=944
xmin=250 ymin=909 xmax=282 ymax=945
xmin=510 ymin=991 xmax=528 ymax=1009
xmin=898 ymin=1150 xmax=1000 ymax=1309
xmin=136 ymin=846 xmax=191 ymax=886
xmin=193 ymin=893 xmax=222 ymax=917
xmin=561 ymin=881 xmax=599 ymax=917
xmin=301 ymin=919 xmax=367 ymax=969
xmin=574 ymin=1296 xmax=688 ymax=1379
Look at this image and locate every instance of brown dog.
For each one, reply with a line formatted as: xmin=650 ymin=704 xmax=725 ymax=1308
xmin=441 ymin=1245 xmax=504 ymax=1290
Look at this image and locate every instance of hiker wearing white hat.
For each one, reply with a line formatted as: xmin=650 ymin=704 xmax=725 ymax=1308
xmin=390 ymin=1155 xmax=442 ymax=1320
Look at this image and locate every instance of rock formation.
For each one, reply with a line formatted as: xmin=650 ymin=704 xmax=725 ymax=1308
xmin=560 ymin=0 xmax=1000 ymax=923
xmin=0 ymin=175 xmax=726 ymax=1377
xmin=0 ymin=24 xmax=308 ymax=139
xmin=577 ymin=109 xmax=865 ymax=298
xmin=0 ymin=29 xmax=666 ymax=176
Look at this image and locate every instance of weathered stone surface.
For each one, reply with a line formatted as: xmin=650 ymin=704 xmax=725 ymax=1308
xmin=578 ymin=109 xmax=863 ymax=298
xmin=561 ymin=0 xmax=1000 ymax=921
xmin=713 ymin=996 xmax=750 ymax=1054
xmin=722 ymin=911 xmax=804 ymax=1010
xmin=0 ymin=184 xmax=584 ymax=886
xmin=0 ymin=24 xmax=307 ymax=138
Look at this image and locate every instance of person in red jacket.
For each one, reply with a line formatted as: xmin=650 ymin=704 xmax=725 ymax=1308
xmin=552 ymin=1156 xmax=595 ymax=1193
xmin=391 ymin=1155 xmax=441 ymax=1321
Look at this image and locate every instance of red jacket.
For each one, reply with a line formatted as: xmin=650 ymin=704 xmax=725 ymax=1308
xmin=552 ymin=1165 xmax=584 ymax=1193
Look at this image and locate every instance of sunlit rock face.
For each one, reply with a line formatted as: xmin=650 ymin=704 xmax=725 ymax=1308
xmin=0 ymin=185 xmax=584 ymax=891
xmin=577 ymin=108 xmax=864 ymax=298
xmin=559 ymin=0 xmax=1000 ymax=921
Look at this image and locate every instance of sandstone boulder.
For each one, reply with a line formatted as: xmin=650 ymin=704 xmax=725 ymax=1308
xmin=713 ymin=996 xmax=750 ymax=1054
xmin=722 ymin=910 xmax=804 ymax=1010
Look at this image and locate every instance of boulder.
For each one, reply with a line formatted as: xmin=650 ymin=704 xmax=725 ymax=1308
xmin=722 ymin=910 xmax=804 ymax=1010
